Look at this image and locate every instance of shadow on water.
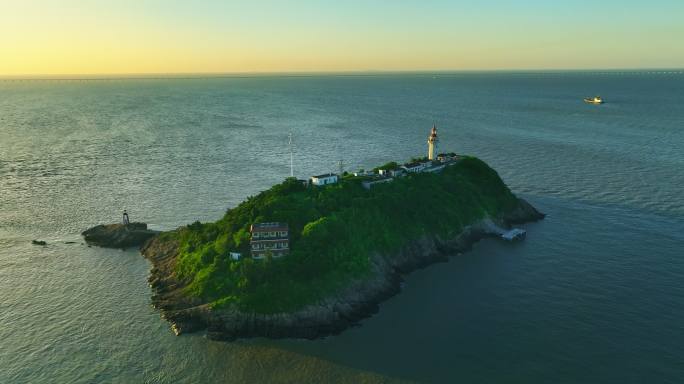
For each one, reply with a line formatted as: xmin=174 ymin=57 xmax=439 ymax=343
xmin=244 ymin=195 xmax=684 ymax=384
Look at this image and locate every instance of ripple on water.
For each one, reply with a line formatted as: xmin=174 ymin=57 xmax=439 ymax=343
xmin=1 ymin=73 xmax=683 ymax=383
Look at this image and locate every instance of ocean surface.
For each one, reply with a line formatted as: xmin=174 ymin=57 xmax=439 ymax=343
xmin=1 ymin=71 xmax=683 ymax=383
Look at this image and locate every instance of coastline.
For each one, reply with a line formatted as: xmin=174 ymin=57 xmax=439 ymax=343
xmin=141 ymin=197 xmax=544 ymax=341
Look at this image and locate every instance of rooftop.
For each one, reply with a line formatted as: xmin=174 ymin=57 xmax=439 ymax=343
xmin=311 ymin=173 xmax=338 ymax=179
xmin=403 ymin=161 xmax=427 ymax=168
xmin=251 ymin=222 xmax=289 ymax=232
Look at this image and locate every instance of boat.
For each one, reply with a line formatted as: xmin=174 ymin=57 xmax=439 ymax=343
xmin=501 ymin=228 xmax=526 ymax=241
xmin=584 ymin=96 xmax=604 ymax=104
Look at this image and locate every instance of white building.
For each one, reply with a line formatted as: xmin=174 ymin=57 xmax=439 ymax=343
xmin=310 ymin=173 xmax=339 ymax=186
xmin=437 ymin=153 xmax=458 ymax=162
xmin=402 ymin=161 xmax=431 ymax=173
xmin=353 ymin=171 xmax=373 ymax=177
xmin=377 ymin=168 xmax=405 ymax=177
xmin=389 ymin=169 xmax=406 ymax=177
xmin=362 ymin=178 xmax=394 ymax=190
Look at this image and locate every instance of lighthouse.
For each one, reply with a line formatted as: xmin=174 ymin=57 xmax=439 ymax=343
xmin=427 ymin=124 xmax=439 ymax=160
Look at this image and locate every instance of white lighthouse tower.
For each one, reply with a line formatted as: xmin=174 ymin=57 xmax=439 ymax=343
xmin=427 ymin=124 xmax=439 ymax=160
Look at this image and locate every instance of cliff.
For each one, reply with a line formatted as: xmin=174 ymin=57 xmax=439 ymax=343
xmin=143 ymin=200 xmax=542 ymax=340
xmin=140 ymin=156 xmax=544 ymax=340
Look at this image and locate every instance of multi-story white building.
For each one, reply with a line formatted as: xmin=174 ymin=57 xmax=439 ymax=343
xmin=250 ymin=222 xmax=289 ymax=259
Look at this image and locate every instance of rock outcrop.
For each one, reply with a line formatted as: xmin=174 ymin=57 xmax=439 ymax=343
xmin=141 ymin=198 xmax=544 ymax=340
xmin=82 ymin=223 xmax=160 ymax=249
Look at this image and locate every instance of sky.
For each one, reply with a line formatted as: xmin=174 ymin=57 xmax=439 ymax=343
xmin=0 ymin=0 xmax=683 ymax=75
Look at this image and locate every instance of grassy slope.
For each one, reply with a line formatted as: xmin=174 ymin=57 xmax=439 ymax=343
xmin=165 ymin=157 xmax=519 ymax=313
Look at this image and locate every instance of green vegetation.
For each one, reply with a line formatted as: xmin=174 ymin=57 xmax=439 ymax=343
xmin=167 ymin=157 xmax=519 ymax=314
xmin=372 ymin=161 xmax=399 ymax=172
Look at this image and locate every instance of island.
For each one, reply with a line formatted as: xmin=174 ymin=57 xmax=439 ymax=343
xmin=141 ymin=153 xmax=544 ymax=340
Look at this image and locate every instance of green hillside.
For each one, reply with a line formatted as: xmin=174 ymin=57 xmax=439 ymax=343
xmin=164 ymin=156 xmax=519 ymax=313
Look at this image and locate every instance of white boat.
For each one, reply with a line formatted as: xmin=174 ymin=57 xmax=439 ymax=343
xmin=584 ymin=96 xmax=604 ymax=104
xmin=501 ymin=228 xmax=526 ymax=241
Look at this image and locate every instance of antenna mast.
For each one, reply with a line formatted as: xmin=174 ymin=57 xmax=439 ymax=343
xmin=289 ymin=133 xmax=294 ymax=177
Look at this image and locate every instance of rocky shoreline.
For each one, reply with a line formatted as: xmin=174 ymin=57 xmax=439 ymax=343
xmin=141 ymin=198 xmax=544 ymax=341
xmin=82 ymin=223 xmax=160 ymax=249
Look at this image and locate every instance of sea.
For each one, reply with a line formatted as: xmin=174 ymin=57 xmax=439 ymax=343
xmin=1 ymin=71 xmax=683 ymax=383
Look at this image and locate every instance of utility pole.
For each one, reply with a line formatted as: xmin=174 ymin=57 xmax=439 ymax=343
xmin=338 ymin=159 xmax=344 ymax=175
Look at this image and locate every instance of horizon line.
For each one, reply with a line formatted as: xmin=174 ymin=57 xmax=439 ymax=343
xmin=1 ymin=67 xmax=683 ymax=81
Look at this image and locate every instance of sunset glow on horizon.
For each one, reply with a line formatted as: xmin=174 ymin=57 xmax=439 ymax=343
xmin=1 ymin=0 xmax=683 ymax=76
